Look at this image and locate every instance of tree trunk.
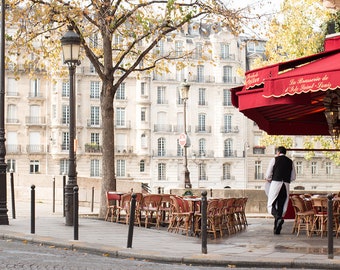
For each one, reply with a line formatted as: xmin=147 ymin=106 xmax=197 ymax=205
xmin=99 ymin=80 xmax=116 ymax=218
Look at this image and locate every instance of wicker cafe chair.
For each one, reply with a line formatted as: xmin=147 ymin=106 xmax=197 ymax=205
xmin=141 ymin=194 xmax=162 ymax=228
xmin=105 ymin=191 xmax=123 ymax=222
xmin=290 ymin=195 xmax=314 ymax=236
xmin=310 ymin=197 xmax=329 ymax=237
xmin=221 ymin=197 xmax=237 ymax=235
xmin=116 ymin=193 xmax=143 ymax=226
xmin=167 ymin=196 xmax=192 ymax=236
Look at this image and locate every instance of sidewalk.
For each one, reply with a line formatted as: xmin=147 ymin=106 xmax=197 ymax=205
xmin=1 ymin=201 xmax=340 ymax=269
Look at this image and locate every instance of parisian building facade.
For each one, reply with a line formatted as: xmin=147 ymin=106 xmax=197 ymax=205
xmin=4 ymin=22 xmax=340 ymax=194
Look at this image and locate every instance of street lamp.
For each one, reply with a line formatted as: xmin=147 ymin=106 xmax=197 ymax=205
xmin=0 ymin=0 xmax=8 ymax=225
xmin=61 ymin=25 xmax=81 ymax=226
xmin=180 ymin=80 xmax=191 ymax=189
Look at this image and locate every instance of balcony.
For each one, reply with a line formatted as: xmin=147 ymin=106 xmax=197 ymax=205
xmin=87 ymin=119 xmax=102 ymax=128
xmin=253 ymin=146 xmax=266 ymax=155
xmin=26 ymin=144 xmax=45 ymax=153
xmin=154 ymin=124 xmax=172 ymax=133
xmin=85 ymin=143 xmax=102 ymax=153
xmin=115 ymin=120 xmax=131 ymax=129
xmin=220 ymin=126 xmax=239 ymax=134
xmin=25 ymin=116 xmax=46 ymax=125
xmin=6 ymin=118 xmax=19 ymax=124
xmin=115 ymin=146 xmax=133 ymax=154
xmin=195 ymin=126 xmax=211 ymax=133
xmin=6 ymin=144 xmax=21 ymax=154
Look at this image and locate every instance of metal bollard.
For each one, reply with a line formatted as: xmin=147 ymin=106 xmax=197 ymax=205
xmin=201 ymin=190 xmax=208 ymax=254
xmin=31 ymin=185 xmax=35 ymax=234
xmin=91 ymin=187 xmax=94 ymax=213
xmin=63 ymin=174 xmax=66 ymax=217
xmin=127 ymin=193 xmax=136 ymax=248
xmin=327 ymin=193 xmax=334 ymax=259
xmin=52 ymin=176 xmax=55 ymax=213
xmin=10 ymin=170 xmax=15 ymax=219
xmin=74 ymin=186 xmax=79 ymax=240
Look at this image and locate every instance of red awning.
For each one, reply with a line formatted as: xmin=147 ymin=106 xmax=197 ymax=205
xmin=231 ymin=35 xmax=340 ymax=136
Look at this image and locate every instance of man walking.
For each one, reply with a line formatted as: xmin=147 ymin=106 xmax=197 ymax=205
xmin=265 ymin=146 xmax=296 ymax=235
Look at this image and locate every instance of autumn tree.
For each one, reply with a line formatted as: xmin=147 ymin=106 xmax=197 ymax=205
xmin=6 ymin=0 xmax=256 ymax=217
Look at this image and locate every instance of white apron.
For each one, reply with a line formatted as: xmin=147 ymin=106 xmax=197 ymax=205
xmin=266 ymin=181 xmax=290 ymax=217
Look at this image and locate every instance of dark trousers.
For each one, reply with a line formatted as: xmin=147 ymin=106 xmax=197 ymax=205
xmin=271 ymin=183 xmax=287 ymax=220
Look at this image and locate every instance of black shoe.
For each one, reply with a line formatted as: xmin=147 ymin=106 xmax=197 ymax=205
xmin=275 ymin=219 xmax=284 ymax=235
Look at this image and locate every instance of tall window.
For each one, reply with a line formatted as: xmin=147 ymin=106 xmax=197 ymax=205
xmin=223 ymin=66 xmax=232 ymax=83
xmin=7 ymin=104 xmax=17 ymax=123
xmin=220 ymin=43 xmax=230 ymax=59
xmin=62 ymin=81 xmax=70 ymax=97
xmin=6 ymin=159 xmax=16 ymax=172
xmin=116 ymin=83 xmax=126 ymax=100
xmin=60 ymin=159 xmax=68 ymax=175
xmin=158 ymin=137 xmax=166 ymax=156
xmin=255 ymin=161 xmax=262 ymax=179
xmin=197 ymin=65 xmax=204 ymax=82
xmin=30 ymin=160 xmax=40 ymax=174
xmin=91 ymin=133 xmax=100 ymax=145
xmin=116 ymin=160 xmax=126 ymax=177
xmin=62 ymin=105 xmax=70 ymax=124
xmin=158 ymin=163 xmax=166 ymax=180
xmin=223 ymin=89 xmax=232 ymax=106
xmin=29 ymin=105 xmax=40 ymax=124
xmin=198 ymin=138 xmax=206 ymax=157
xmin=30 ymin=79 xmax=40 ymax=97
xmin=90 ymin=81 xmax=100 ymax=99
xmin=223 ymin=163 xmax=231 ymax=180
xmin=177 ymin=139 xmax=183 ymax=157
xmin=116 ymin=108 xmax=125 ymax=126
xmin=156 ymin=40 xmax=165 ymax=56
xmin=140 ymin=160 xmax=145 ymax=172
xmin=175 ymin=41 xmax=183 ymax=57
xmin=141 ymin=107 xmax=146 ymax=122
xmin=91 ymin=106 xmax=100 ymax=126
xmin=198 ymin=114 xmax=206 ymax=132
xmin=311 ymin=161 xmax=317 ymax=175
xmin=224 ymin=114 xmax=232 ymax=133
xmin=90 ymin=33 xmax=99 ymax=48
xmin=62 ymin=132 xmax=69 ymax=150
xmin=198 ymin=164 xmax=207 ymax=181
xmin=91 ymin=159 xmax=100 ymax=177
xmin=296 ymin=161 xmax=303 ymax=175
xmin=7 ymin=78 xmax=18 ymax=96
xmin=157 ymin=86 xmax=166 ymax=104
xmin=198 ymin=88 xmax=206 ymax=105
xmin=141 ymin=134 xmax=147 ymax=148
xmin=224 ymin=139 xmax=233 ymax=157
xmin=326 ymin=161 xmax=332 ymax=175
xmin=195 ymin=42 xmax=203 ymax=58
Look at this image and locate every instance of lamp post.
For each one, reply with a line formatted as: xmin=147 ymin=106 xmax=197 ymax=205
xmin=61 ymin=26 xmax=81 ymax=226
xmin=180 ymin=80 xmax=191 ymax=189
xmin=0 ymin=0 xmax=9 ymax=225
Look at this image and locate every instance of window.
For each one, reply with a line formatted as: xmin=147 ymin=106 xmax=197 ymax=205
xmin=247 ymin=41 xmax=255 ymax=52
xmin=29 ymin=105 xmax=40 ymax=124
xmin=326 ymin=161 xmax=332 ymax=175
xmin=311 ymin=161 xmax=317 ymax=175
xmin=198 ymin=164 xmax=207 ymax=181
xmin=177 ymin=139 xmax=183 ymax=157
xmin=29 ymin=132 xmax=40 ymax=153
xmin=198 ymin=138 xmax=206 ymax=157
xmin=7 ymin=78 xmax=18 ymax=96
xmin=158 ymin=163 xmax=166 ymax=180
xmin=62 ymin=132 xmax=69 ymax=150
xmin=224 ymin=139 xmax=233 ymax=157
xmin=141 ymin=107 xmax=146 ymax=122
xmin=30 ymin=160 xmax=40 ymax=174
xmin=141 ymin=134 xmax=147 ymax=148
xmin=223 ymin=114 xmax=232 ymax=133
xmin=198 ymin=88 xmax=206 ymax=105
xmin=114 ymin=34 xmax=123 ymax=45
xmin=223 ymin=89 xmax=232 ymax=106
xmin=62 ymin=81 xmax=70 ymax=97
xmin=175 ymin=41 xmax=183 ymax=57
xmin=141 ymin=82 xmax=146 ymax=96
xmin=221 ymin=43 xmax=230 ymax=59
xmin=7 ymin=132 xmax=18 ymax=153
xmin=157 ymin=86 xmax=166 ymax=104
xmin=59 ymin=159 xmax=68 ymax=175
xmin=223 ymin=163 xmax=231 ymax=180
xmin=197 ymin=65 xmax=204 ymax=82
xmin=7 ymin=104 xmax=17 ymax=123
xmin=223 ymin=66 xmax=232 ymax=83
xmin=195 ymin=42 xmax=203 ymax=58
xmin=90 ymin=81 xmax=100 ymax=99
xmin=90 ymin=33 xmax=99 ymax=48
xmin=91 ymin=133 xmax=100 ymax=145
xmin=116 ymin=107 xmax=125 ymax=126
xmin=140 ymin=160 xmax=145 ymax=172
xmin=62 ymin=105 xmax=70 ymax=124
xmin=198 ymin=114 xmax=206 ymax=132
xmin=255 ymin=161 xmax=262 ymax=180
xmin=6 ymin=159 xmax=16 ymax=172
xmin=116 ymin=83 xmax=126 ymax=100
xmin=91 ymin=106 xmax=100 ymax=126
xmin=30 ymin=79 xmax=40 ymax=97
xmin=90 ymin=159 xmax=100 ymax=177
xmin=155 ymin=40 xmax=164 ymax=56
xmin=158 ymin=137 xmax=166 ymax=156
xmin=296 ymin=161 xmax=303 ymax=175
xmin=116 ymin=160 xmax=126 ymax=177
